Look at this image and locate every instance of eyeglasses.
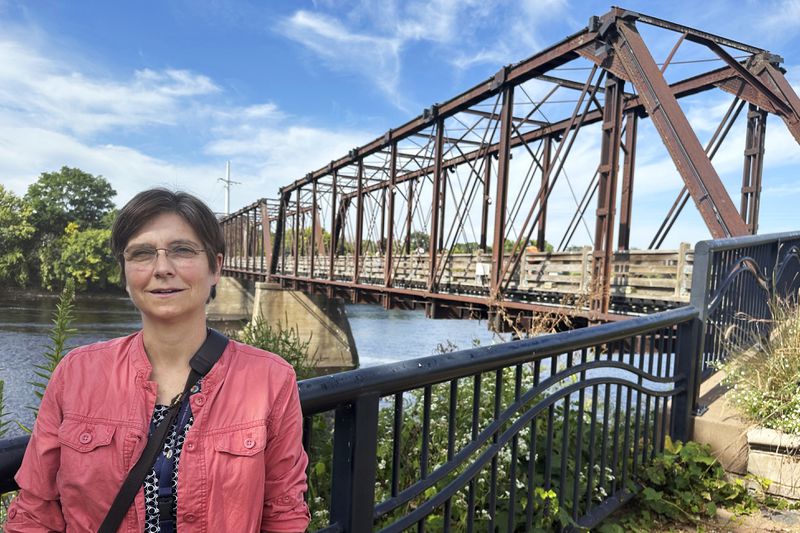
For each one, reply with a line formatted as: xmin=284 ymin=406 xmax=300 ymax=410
xmin=122 ymin=245 xmax=206 ymax=265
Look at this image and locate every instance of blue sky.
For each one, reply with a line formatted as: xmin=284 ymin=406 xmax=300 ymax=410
xmin=2 ymin=0 xmax=800 ymax=249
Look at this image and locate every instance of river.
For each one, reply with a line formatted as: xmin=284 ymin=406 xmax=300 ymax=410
xmin=0 ymin=289 xmax=504 ymax=436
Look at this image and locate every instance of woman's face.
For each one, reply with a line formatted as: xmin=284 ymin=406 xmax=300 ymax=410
xmin=123 ymin=212 xmax=222 ymax=326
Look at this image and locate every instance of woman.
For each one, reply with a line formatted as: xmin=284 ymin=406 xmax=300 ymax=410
xmin=7 ymin=189 xmax=310 ymax=532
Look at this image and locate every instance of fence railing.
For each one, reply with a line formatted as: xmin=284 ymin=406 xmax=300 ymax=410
xmin=300 ymin=306 xmax=697 ymax=531
xmin=689 ymin=231 xmax=800 ymax=382
xmin=1 ymin=232 xmax=799 ymax=531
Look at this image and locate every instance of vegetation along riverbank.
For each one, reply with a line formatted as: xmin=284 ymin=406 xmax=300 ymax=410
xmin=1 ymin=166 xmax=118 ymax=292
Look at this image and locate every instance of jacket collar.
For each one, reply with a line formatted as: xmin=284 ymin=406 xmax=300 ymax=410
xmin=130 ymin=330 xmax=230 ymax=394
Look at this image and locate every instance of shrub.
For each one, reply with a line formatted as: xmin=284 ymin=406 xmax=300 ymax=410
xmin=38 ymin=223 xmax=119 ymax=291
xmin=599 ymin=438 xmax=756 ymax=531
xmin=228 ymin=314 xmax=318 ymax=380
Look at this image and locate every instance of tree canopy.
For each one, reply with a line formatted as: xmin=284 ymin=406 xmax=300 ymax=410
xmin=25 ymin=167 xmax=116 ymax=238
xmin=0 ymin=167 xmax=120 ymax=291
xmin=0 ymin=185 xmax=36 ymax=286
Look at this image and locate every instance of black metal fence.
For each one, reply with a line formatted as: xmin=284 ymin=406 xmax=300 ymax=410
xmin=1 ymin=231 xmax=799 ymax=531
xmin=689 ymin=231 xmax=800 ymax=382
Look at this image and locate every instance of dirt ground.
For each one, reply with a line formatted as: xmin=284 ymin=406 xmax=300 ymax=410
xmin=652 ymin=507 xmax=800 ymax=532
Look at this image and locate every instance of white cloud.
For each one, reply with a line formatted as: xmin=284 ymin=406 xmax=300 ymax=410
xmin=0 ymin=40 xmax=222 ymax=137
xmin=277 ymin=10 xmax=403 ymax=105
xmin=276 ymin=0 xmax=570 ymax=109
xmin=757 ymin=0 xmax=800 ymax=36
xmin=0 ymin=31 xmax=372 ymax=214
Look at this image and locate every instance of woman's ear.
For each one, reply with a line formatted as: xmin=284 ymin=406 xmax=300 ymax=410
xmin=214 ymin=253 xmax=223 ymax=282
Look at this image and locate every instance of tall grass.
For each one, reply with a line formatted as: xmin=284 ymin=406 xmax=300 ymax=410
xmin=721 ymin=297 xmax=800 ymax=434
xmin=25 ymin=279 xmax=76 ymax=424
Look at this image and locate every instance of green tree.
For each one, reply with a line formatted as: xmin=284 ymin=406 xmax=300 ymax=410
xmin=409 ymin=231 xmax=430 ymax=252
xmin=39 ymin=222 xmax=119 ymax=291
xmin=25 ymin=167 xmax=116 ymax=237
xmin=0 ymin=185 xmax=36 ymax=286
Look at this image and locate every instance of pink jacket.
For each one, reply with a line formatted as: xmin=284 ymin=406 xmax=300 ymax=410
xmin=7 ymin=332 xmax=310 ymax=532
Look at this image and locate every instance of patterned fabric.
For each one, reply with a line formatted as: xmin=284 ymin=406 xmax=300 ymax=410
xmin=143 ymin=382 xmax=200 ymax=533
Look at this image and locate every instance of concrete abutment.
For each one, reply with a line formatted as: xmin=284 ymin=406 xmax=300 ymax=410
xmin=207 ymin=276 xmax=358 ymax=373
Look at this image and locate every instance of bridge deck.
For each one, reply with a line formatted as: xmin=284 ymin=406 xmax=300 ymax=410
xmin=223 ymin=245 xmax=692 ymax=325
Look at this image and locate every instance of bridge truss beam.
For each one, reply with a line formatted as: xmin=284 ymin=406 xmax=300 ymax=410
xmin=221 ymin=8 xmax=800 ymax=327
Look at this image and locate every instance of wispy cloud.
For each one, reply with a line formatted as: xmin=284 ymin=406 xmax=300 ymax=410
xmin=757 ymin=0 xmax=800 ymax=37
xmin=276 ymin=0 xmax=569 ymax=109
xmin=277 ymin=10 xmax=405 ymax=108
xmin=0 ymin=40 xmax=222 ymax=137
xmin=0 ymin=31 xmax=371 ymax=212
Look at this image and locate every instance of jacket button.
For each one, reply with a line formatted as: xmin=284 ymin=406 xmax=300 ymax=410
xmin=79 ymin=432 xmax=92 ymax=444
xmin=185 ymin=442 xmax=195 ymax=451
xmin=244 ymin=438 xmax=255 ymax=449
xmin=184 ymin=513 xmax=197 ymax=522
xmin=193 ymin=395 xmax=205 ymax=406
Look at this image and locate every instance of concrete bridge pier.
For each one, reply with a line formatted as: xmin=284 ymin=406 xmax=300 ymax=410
xmin=207 ymin=277 xmax=358 ymax=374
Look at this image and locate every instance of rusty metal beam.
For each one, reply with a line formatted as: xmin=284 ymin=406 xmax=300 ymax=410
xmin=757 ymin=63 xmax=800 ymax=144
xmin=405 ymin=179 xmax=414 ymax=254
xmin=354 ymin=160 xmax=364 ymax=282
xmin=617 ymin=112 xmax=637 ymax=250
xmin=311 ymin=180 xmax=317 ymax=277
xmin=384 ymin=142 xmax=398 ymax=287
xmin=609 ymin=18 xmax=749 ymax=238
xmin=537 ymin=136 xmax=552 ymax=251
xmin=293 ymin=189 xmax=300 ymax=277
xmin=260 ymin=202 xmax=272 ymax=274
xmin=590 ymin=75 xmax=624 ymax=316
xmin=429 ymin=120 xmax=445 ymax=291
xmin=480 ymin=155 xmax=492 ymax=252
xmin=489 ymin=87 xmax=514 ymax=299
xmin=622 ymin=8 xmax=765 ymax=54
xmin=269 ymin=272 xmax=630 ymax=322
xmin=328 ymin=171 xmax=337 ymax=280
xmin=741 ymin=105 xmax=767 ymax=233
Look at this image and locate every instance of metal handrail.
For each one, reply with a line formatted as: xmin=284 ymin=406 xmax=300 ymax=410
xmin=300 ymin=305 xmax=696 ymax=413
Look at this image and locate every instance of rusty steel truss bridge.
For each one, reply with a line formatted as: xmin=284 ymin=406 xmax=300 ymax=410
xmin=220 ymin=7 xmax=800 ymax=328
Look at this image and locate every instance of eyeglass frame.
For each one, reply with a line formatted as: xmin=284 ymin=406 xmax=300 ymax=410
xmin=121 ymin=244 xmax=208 ymax=265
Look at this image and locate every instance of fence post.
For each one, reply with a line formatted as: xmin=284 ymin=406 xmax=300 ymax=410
xmin=671 ymin=316 xmax=701 ymax=442
xmin=687 ymin=241 xmax=712 ymax=414
xmin=329 ymin=393 xmax=380 ymax=532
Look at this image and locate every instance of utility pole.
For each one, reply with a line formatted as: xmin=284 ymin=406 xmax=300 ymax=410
xmin=218 ymin=161 xmax=241 ymax=215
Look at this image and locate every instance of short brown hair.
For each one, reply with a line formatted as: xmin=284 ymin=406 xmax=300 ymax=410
xmin=111 ymin=188 xmax=225 ymax=288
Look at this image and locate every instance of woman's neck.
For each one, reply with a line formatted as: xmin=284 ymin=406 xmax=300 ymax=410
xmin=141 ymin=316 xmax=208 ymax=371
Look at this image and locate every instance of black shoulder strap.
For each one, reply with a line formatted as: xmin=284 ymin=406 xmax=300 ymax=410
xmin=98 ymin=329 xmax=228 ymax=533
xmin=189 ymin=328 xmax=228 ymax=376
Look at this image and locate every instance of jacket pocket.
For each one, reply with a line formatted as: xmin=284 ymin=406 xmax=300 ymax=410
xmin=213 ymin=424 xmax=267 ymax=456
xmin=58 ymin=419 xmax=116 ymax=453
